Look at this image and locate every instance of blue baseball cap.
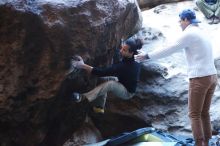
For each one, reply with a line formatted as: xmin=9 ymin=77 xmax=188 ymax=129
xmin=179 ymin=9 xmax=201 ymax=24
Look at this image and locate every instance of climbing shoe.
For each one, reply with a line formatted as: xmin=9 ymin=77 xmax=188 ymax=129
xmin=93 ymin=106 xmax=105 ymax=114
xmin=71 ymin=92 xmax=85 ymax=102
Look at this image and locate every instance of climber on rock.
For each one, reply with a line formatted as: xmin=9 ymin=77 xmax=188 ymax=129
xmin=71 ymin=38 xmax=143 ymax=114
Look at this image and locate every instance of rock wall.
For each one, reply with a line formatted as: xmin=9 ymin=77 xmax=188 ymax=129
xmin=137 ymin=0 xmax=191 ymax=9
xmin=0 ymin=0 xmax=142 ymax=145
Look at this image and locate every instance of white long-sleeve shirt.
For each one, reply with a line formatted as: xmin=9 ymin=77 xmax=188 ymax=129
xmin=148 ymin=24 xmax=217 ymax=78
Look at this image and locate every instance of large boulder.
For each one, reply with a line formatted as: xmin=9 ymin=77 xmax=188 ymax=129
xmin=137 ymin=0 xmax=191 ymax=9
xmin=0 ymin=0 xmax=142 ymax=145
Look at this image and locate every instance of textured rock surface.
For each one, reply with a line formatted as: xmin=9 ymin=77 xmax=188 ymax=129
xmin=137 ymin=0 xmax=191 ymax=9
xmin=0 ymin=0 xmax=142 ymax=145
xmin=1 ymin=0 xmax=219 ymax=145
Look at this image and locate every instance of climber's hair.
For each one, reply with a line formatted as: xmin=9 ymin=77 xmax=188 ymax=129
xmin=125 ymin=38 xmax=143 ymax=55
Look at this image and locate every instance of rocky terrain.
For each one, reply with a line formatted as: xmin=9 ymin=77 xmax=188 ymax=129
xmin=0 ymin=0 xmax=219 ymax=146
